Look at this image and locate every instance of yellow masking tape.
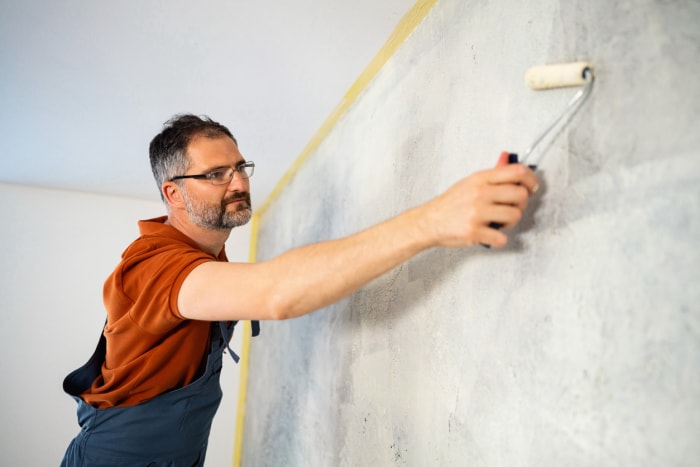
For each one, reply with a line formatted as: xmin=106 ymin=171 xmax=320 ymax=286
xmin=232 ymin=215 xmax=260 ymax=466
xmin=233 ymin=1 xmax=439 ymax=465
xmin=254 ymin=0 xmax=440 ymax=219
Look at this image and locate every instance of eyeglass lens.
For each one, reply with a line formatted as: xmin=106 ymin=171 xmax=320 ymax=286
xmin=211 ymin=164 xmax=254 ymax=185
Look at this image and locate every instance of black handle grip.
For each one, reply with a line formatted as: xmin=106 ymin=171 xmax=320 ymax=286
xmin=481 ymin=153 xmax=536 ymax=248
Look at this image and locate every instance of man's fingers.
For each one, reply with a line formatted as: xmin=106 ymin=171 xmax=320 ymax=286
xmin=484 ymin=163 xmax=539 ymax=195
xmin=478 ymin=226 xmax=508 ymax=248
xmin=490 ymin=184 xmax=531 ymax=211
xmin=430 ymin=158 xmax=540 ymax=248
xmin=480 ymin=204 xmax=523 ymax=230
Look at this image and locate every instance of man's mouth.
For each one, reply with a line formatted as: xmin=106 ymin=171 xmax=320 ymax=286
xmin=225 ymin=195 xmax=250 ymax=206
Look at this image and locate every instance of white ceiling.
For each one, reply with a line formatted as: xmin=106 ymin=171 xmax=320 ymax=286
xmin=0 ymin=0 xmax=415 ymax=205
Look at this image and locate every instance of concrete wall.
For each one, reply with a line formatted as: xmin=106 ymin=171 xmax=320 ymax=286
xmin=0 ymin=184 xmax=249 ymax=466
xmin=243 ymin=0 xmax=700 ymax=465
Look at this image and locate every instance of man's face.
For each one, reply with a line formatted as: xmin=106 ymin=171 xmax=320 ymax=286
xmin=179 ymin=136 xmax=252 ymax=231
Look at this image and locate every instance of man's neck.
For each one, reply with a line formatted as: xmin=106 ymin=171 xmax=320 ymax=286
xmin=165 ymin=215 xmax=231 ymax=257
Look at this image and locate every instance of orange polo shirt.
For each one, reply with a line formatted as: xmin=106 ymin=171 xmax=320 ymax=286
xmin=81 ymin=216 xmax=226 ymax=408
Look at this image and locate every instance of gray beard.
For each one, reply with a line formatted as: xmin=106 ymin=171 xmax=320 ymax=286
xmin=182 ymin=190 xmax=252 ymax=231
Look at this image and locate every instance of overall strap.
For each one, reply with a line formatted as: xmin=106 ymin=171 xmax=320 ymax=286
xmin=218 ymin=320 xmax=260 ymax=364
xmin=63 ymin=321 xmax=107 ymax=396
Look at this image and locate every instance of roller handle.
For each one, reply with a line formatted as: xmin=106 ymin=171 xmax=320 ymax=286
xmin=481 ymin=152 xmax=537 ymax=248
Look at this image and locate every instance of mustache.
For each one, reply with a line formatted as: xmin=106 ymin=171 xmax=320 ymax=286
xmin=224 ymin=192 xmax=251 ymax=205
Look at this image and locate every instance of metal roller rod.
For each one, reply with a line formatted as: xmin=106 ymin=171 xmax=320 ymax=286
xmin=521 ymin=67 xmax=595 ymax=165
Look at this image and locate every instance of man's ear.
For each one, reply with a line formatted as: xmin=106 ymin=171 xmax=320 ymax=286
xmin=162 ymin=181 xmax=186 ymax=210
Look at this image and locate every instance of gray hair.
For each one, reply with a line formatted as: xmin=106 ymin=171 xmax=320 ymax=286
xmin=148 ymin=114 xmax=237 ymax=201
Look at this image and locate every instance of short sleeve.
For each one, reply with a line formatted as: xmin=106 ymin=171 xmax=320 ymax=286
xmin=104 ymin=239 xmax=216 ymax=335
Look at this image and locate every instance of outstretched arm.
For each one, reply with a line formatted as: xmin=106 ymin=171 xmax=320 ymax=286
xmin=178 ymin=159 xmax=538 ymax=321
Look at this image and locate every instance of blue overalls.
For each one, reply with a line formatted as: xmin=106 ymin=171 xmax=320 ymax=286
xmin=61 ymin=320 xmax=259 ymax=466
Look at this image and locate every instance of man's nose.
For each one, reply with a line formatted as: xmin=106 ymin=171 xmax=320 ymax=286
xmin=227 ymin=169 xmax=248 ymax=189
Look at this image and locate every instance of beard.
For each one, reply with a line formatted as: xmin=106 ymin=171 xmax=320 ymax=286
xmin=181 ymin=189 xmax=252 ymax=231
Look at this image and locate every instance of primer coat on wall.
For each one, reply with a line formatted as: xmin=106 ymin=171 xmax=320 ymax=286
xmin=243 ymin=0 xmax=700 ymax=465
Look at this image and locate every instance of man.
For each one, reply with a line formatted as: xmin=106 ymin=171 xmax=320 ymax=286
xmin=61 ymin=114 xmax=538 ymax=466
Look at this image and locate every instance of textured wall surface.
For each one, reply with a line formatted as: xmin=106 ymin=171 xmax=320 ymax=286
xmin=243 ymin=0 xmax=700 ymax=465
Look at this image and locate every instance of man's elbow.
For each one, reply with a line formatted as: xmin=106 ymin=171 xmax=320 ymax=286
xmin=264 ymin=293 xmax=296 ymax=321
xmin=268 ymin=307 xmax=293 ymax=321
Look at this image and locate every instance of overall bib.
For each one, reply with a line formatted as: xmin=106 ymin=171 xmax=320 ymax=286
xmin=61 ymin=320 xmax=257 ymax=467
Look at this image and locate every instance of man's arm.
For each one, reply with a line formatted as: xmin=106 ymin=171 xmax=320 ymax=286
xmin=178 ymin=161 xmax=538 ymax=322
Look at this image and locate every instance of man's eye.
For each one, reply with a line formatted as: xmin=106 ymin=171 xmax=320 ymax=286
xmin=208 ymin=170 xmax=227 ymax=180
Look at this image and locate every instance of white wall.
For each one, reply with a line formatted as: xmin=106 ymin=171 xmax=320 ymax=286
xmin=0 ymin=183 xmax=249 ymax=466
xmin=243 ymin=0 xmax=700 ymax=465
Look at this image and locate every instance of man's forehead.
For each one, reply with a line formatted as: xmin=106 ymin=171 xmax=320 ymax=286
xmin=187 ymin=135 xmax=244 ymax=166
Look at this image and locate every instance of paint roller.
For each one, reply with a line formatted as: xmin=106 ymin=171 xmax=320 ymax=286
xmin=519 ymin=61 xmax=594 ymax=164
xmin=484 ymin=61 xmax=595 ymax=245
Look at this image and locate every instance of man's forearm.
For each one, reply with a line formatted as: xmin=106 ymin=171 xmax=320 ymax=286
xmin=257 ymin=204 xmax=434 ymax=319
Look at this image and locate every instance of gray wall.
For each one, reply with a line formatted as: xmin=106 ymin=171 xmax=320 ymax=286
xmin=243 ymin=0 xmax=700 ymax=465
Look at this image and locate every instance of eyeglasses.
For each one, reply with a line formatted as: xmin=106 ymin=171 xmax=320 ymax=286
xmin=170 ymin=161 xmax=255 ymax=185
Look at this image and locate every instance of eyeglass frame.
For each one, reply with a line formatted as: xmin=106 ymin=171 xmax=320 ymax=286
xmin=169 ymin=161 xmax=255 ymax=185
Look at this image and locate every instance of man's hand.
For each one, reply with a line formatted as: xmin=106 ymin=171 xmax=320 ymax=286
xmin=419 ymin=154 xmax=539 ymax=248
